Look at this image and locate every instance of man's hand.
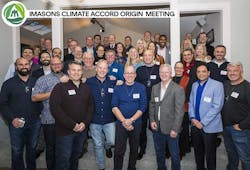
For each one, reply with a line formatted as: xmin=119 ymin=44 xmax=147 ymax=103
xmin=12 ymin=118 xmax=24 ymax=128
xmin=109 ymin=75 xmax=116 ymax=81
xmin=60 ymin=75 xmax=69 ymax=83
xmin=191 ymin=119 xmax=203 ymax=129
xmin=122 ymin=119 xmax=133 ymax=129
xmin=170 ymin=130 xmax=178 ymax=138
xmin=233 ymin=124 xmax=242 ymax=131
xmin=116 ymin=80 xmax=123 ymax=86
xmin=150 ymin=122 xmax=158 ymax=130
xmin=73 ymin=122 xmax=86 ymax=132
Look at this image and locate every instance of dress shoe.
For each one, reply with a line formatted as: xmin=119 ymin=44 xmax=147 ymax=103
xmin=35 ymin=149 xmax=44 ymax=159
xmin=137 ymin=150 xmax=145 ymax=160
xmin=105 ymin=148 xmax=112 ymax=158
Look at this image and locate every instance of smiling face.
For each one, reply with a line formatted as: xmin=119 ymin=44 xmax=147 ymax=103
xmin=15 ymin=57 xmax=31 ymax=76
xmin=83 ymin=52 xmax=94 ymax=68
xmin=50 ymin=57 xmax=63 ymax=73
xmin=22 ymin=48 xmax=34 ymax=62
xmin=196 ymin=65 xmax=210 ymax=83
xmin=96 ymin=60 xmax=108 ymax=79
xmin=227 ymin=64 xmax=243 ymax=84
xmin=124 ymin=65 xmax=136 ymax=85
xmin=68 ymin=62 xmax=83 ymax=81
xmin=159 ymin=65 xmax=172 ymax=83
xmin=143 ymin=50 xmax=154 ymax=65
xmin=214 ymin=46 xmax=226 ymax=62
xmin=182 ymin=50 xmax=194 ymax=64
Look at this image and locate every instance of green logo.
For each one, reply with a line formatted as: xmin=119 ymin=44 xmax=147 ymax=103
xmin=2 ymin=1 xmax=27 ymax=27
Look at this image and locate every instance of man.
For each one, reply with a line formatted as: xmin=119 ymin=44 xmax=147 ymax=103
xmin=44 ymin=38 xmax=52 ymax=56
xmin=32 ymin=51 xmax=51 ymax=79
xmin=222 ymin=62 xmax=250 ymax=170
xmin=157 ymin=34 xmax=171 ymax=65
xmin=149 ymin=64 xmax=185 ymax=170
xmin=63 ymin=46 xmax=83 ymax=74
xmin=0 ymin=57 xmax=42 ymax=170
xmin=197 ymin=32 xmax=214 ymax=59
xmin=106 ymin=49 xmax=124 ymax=85
xmin=208 ymin=45 xmax=229 ymax=83
xmin=32 ymin=56 xmax=67 ymax=170
xmin=94 ymin=34 xmax=102 ymax=47
xmin=124 ymin=36 xmax=133 ymax=56
xmin=82 ymin=35 xmax=97 ymax=58
xmin=50 ymin=61 xmax=94 ymax=170
xmin=64 ymin=39 xmax=78 ymax=62
xmin=4 ymin=46 xmax=40 ymax=81
xmin=86 ymin=59 xmax=116 ymax=170
xmin=106 ymin=34 xmax=116 ymax=50
xmin=154 ymin=33 xmax=160 ymax=44
xmin=31 ymin=50 xmax=51 ymax=158
xmin=103 ymin=36 xmax=109 ymax=48
xmin=52 ymin=47 xmax=62 ymax=59
xmin=136 ymin=49 xmax=161 ymax=160
xmin=64 ymin=37 xmax=73 ymax=56
xmin=112 ymin=65 xmax=147 ymax=170
xmin=189 ymin=63 xmax=224 ymax=170
xmin=144 ymin=31 xmax=152 ymax=46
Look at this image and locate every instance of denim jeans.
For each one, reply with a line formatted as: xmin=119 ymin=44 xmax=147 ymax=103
xmin=114 ymin=123 xmax=141 ymax=170
xmin=89 ymin=122 xmax=115 ymax=169
xmin=9 ymin=120 xmax=41 ymax=170
xmin=55 ymin=130 xmax=87 ymax=170
xmin=223 ymin=126 xmax=250 ymax=170
xmin=152 ymin=129 xmax=180 ymax=170
xmin=42 ymin=124 xmax=56 ymax=170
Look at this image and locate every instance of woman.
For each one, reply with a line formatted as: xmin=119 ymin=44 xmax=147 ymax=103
xmin=173 ymin=61 xmax=190 ymax=158
xmin=136 ymin=38 xmax=147 ymax=59
xmin=82 ymin=52 xmax=96 ymax=83
xmin=125 ymin=47 xmax=143 ymax=70
xmin=147 ymin=42 xmax=165 ymax=65
xmin=115 ymin=42 xmax=127 ymax=67
xmin=195 ymin=43 xmax=211 ymax=63
xmin=95 ymin=44 xmax=106 ymax=63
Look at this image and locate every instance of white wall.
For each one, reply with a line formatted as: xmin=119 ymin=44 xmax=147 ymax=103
xmin=230 ymin=0 xmax=250 ymax=81
xmin=63 ymin=19 xmax=144 ymax=47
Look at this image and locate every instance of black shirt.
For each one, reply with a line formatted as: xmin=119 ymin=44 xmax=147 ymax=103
xmin=0 ymin=75 xmax=42 ymax=123
xmin=222 ymin=80 xmax=250 ymax=129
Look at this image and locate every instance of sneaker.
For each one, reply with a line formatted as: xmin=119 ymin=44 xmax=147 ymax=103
xmin=105 ymin=148 xmax=112 ymax=158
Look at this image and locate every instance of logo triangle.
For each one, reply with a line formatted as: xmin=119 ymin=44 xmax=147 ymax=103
xmin=7 ymin=5 xmax=23 ymax=20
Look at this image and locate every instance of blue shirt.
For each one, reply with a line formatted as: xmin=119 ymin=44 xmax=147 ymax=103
xmin=32 ymin=72 xmax=62 ymax=124
xmin=108 ymin=62 xmax=124 ymax=81
xmin=195 ymin=80 xmax=208 ymax=121
xmin=0 ymin=75 xmax=42 ymax=124
xmin=86 ymin=77 xmax=116 ymax=124
xmin=111 ymin=82 xmax=147 ymax=124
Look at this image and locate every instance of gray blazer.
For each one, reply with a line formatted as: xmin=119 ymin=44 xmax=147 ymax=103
xmin=149 ymin=81 xmax=185 ymax=135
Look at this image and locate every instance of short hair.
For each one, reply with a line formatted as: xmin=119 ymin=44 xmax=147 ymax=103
xmin=15 ymin=57 xmax=29 ymax=66
xmin=124 ymin=64 xmax=136 ymax=73
xmin=124 ymin=36 xmax=132 ymax=41
xmin=105 ymin=49 xmax=116 ymax=55
xmin=83 ymin=52 xmax=94 ymax=59
xmin=22 ymin=46 xmax=34 ymax=54
xmin=159 ymin=34 xmax=167 ymax=40
xmin=94 ymin=34 xmax=101 ymax=40
xmin=227 ymin=61 xmax=243 ymax=71
xmin=198 ymin=32 xmax=207 ymax=37
xmin=215 ymin=45 xmax=226 ymax=50
xmin=52 ymin=47 xmax=61 ymax=53
xmin=144 ymin=31 xmax=151 ymax=35
xmin=159 ymin=64 xmax=172 ymax=73
xmin=38 ymin=50 xmax=51 ymax=64
xmin=174 ymin=61 xmax=184 ymax=68
xmin=96 ymin=59 xmax=108 ymax=67
xmin=68 ymin=60 xmax=83 ymax=70
xmin=196 ymin=62 xmax=210 ymax=71
xmin=96 ymin=44 xmax=105 ymax=51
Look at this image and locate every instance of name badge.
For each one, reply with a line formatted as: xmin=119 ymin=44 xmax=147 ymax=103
xmin=108 ymin=88 xmax=114 ymax=93
xmin=231 ymin=92 xmax=239 ymax=98
xmin=155 ymin=61 xmax=160 ymax=65
xmin=204 ymin=96 xmax=211 ymax=103
xmin=68 ymin=89 xmax=76 ymax=95
xmin=155 ymin=97 xmax=159 ymax=102
xmin=133 ymin=93 xmax=140 ymax=99
xmin=150 ymin=75 xmax=156 ymax=80
xmin=220 ymin=70 xmax=227 ymax=75
xmin=112 ymin=68 xmax=118 ymax=73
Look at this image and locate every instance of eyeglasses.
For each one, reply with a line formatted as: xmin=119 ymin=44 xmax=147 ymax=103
xmin=124 ymin=72 xmax=135 ymax=75
xmin=51 ymin=63 xmax=62 ymax=66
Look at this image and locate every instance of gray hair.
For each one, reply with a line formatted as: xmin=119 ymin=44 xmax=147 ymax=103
xmin=227 ymin=61 xmax=243 ymax=72
xmin=159 ymin=63 xmax=172 ymax=73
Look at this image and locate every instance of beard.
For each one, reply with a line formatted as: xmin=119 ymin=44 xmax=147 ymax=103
xmin=17 ymin=68 xmax=30 ymax=76
xmin=41 ymin=60 xmax=50 ymax=66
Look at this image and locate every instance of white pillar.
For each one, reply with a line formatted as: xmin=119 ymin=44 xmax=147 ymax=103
xmin=170 ymin=0 xmax=180 ymax=70
xmin=52 ymin=5 xmax=64 ymax=58
xmin=12 ymin=27 xmax=20 ymax=60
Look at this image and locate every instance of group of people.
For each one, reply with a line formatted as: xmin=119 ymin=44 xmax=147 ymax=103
xmin=0 ymin=30 xmax=249 ymax=170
